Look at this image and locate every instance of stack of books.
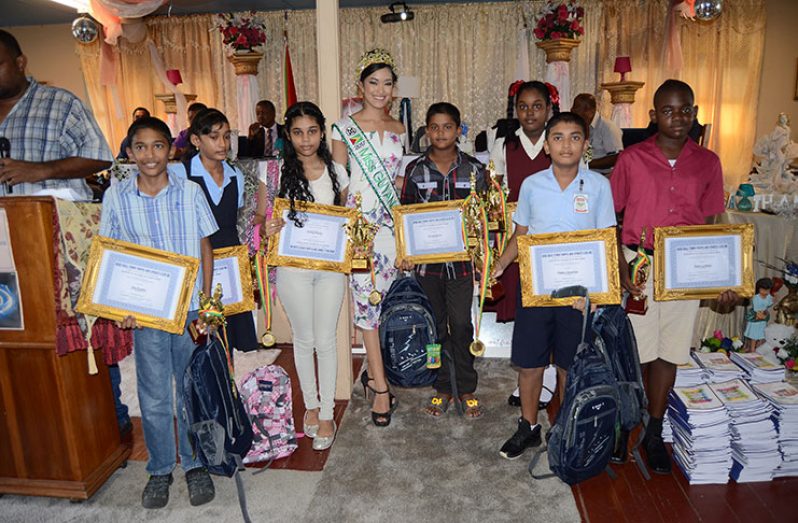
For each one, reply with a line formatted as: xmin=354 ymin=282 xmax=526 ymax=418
xmin=692 ymin=352 xmax=744 ymax=383
xmin=753 ymin=381 xmax=798 ymax=478
xmin=676 ymin=357 xmax=708 ymax=387
xmin=730 ymin=352 xmax=785 ymax=384
xmin=668 ymin=384 xmax=732 ymax=484
xmin=709 ymin=379 xmax=780 ymax=482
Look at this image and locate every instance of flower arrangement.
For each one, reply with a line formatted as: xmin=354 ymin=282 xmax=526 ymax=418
xmin=215 ymin=12 xmax=267 ymax=52
xmin=774 ymin=336 xmax=798 ymax=369
xmin=533 ymin=1 xmax=585 ymax=41
xmin=761 ymin=257 xmax=798 ymax=291
xmin=699 ymin=330 xmax=743 ymax=354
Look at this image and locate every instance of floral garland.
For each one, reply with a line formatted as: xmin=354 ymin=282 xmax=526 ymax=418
xmin=214 ymin=12 xmax=268 ymax=52
xmin=533 ymin=1 xmax=585 ymax=41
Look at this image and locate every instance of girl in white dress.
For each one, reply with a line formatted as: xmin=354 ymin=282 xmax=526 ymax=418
xmin=332 ymin=49 xmax=405 ymax=427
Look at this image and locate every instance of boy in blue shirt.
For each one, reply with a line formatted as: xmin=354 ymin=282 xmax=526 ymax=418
xmin=100 ymin=117 xmax=219 ymax=508
xmin=492 ymin=112 xmax=617 ymax=459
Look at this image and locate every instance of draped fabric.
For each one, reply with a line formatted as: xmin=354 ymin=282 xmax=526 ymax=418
xmin=76 ymin=1 xmax=764 ymax=186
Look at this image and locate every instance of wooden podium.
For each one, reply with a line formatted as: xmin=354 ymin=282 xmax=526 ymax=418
xmin=0 ymin=197 xmax=130 ymax=500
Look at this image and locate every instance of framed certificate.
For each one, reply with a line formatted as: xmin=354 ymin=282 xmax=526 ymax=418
xmin=212 ymin=245 xmax=255 ymax=316
xmin=517 ymin=228 xmax=621 ymax=307
xmin=76 ymin=236 xmax=199 ymax=334
xmin=653 ymin=224 xmax=754 ymax=301
xmin=393 ymin=200 xmax=470 ymax=265
xmin=266 ymin=198 xmax=355 ymax=273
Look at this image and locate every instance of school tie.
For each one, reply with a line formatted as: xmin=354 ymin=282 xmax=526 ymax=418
xmin=265 ymin=128 xmax=273 ymax=156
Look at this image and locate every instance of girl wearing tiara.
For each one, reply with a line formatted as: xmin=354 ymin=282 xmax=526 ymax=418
xmin=332 ymin=49 xmax=404 ymax=427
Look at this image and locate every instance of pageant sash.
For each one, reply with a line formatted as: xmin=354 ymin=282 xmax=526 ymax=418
xmin=333 ymin=117 xmax=400 ymax=223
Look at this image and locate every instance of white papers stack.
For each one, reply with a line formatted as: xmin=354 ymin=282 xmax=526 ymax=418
xmin=663 ymin=415 xmax=673 ymax=443
xmin=709 ymin=379 xmax=779 ymax=482
xmin=753 ymin=381 xmax=798 ymax=478
xmin=676 ymin=357 xmax=709 ymax=387
xmin=668 ymin=384 xmax=732 ymax=484
xmin=692 ymin=352 xmax=744 ymax=383
xmin=730 ymin=352 xmax=785 ymax=384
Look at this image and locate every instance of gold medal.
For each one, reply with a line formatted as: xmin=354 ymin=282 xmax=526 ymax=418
xmin=261 ymin=331 xmax=276 ymax=348
xmin=469 ymin=339 xmax=486 ymax=357
xmin=368 ymin=289 xmax=382 ymax=306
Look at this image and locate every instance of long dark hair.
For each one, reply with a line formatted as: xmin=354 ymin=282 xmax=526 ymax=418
xmin=279 ymin=101 xmax=342 ymax=226
xmin=506 ymin=80 xmax=559 ymax=148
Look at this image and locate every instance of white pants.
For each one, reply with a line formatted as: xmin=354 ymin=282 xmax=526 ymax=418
xmin=276 ymin=267 xmax=346 ymax=420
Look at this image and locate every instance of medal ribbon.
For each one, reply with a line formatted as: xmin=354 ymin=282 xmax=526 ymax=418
xmin=474 ymin=205 xmax=492 ymax=345
xmin=629 ymin=243 xmax=651 ymax=286
xmin=491 ymin=176 xmax=509 ymax=255
xmin=255 ymin=251 xmax=272 ymax=334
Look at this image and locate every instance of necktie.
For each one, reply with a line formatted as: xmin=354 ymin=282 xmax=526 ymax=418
xmin=265 ymin=128 xmax=273 ymax=156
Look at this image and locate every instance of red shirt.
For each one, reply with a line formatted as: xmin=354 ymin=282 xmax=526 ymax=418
xmin=611 ymin=135 xmax=725 ymax=249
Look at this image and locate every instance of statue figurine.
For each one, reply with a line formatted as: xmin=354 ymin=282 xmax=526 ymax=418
xmin=198 ymin=282 xmax=226 ymax=329
xmin=345 ymin=192 xmax=381 ymax=305
xmin=484 ymin=160 xmax=508 ymax=232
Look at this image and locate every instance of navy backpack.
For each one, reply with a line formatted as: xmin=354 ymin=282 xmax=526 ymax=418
xmin=529 ymin=289 xmax=620 ymax=485
xmin=379 ymin=276 xmax=437 ymax=387
xmin=183 ymin=336 xmax=254 ymax=522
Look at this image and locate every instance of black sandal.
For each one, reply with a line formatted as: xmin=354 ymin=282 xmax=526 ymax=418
xmin=360 ymin=372 xmax=398 ymax=427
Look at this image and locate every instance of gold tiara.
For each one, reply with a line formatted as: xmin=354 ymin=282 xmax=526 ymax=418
xmin=357 ymin=48 xmax=397 ymax=76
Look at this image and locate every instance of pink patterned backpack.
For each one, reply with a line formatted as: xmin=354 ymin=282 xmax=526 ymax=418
xmin=238 ymin=365 xmax=298 ymax=465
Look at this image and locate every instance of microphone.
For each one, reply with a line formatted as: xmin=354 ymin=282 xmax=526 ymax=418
xmin=0 ymin=137 xmax=11 ymax=194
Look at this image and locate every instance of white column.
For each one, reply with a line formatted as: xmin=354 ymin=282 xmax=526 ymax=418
xmin=316 ymin=0 xmax=351 ymax=400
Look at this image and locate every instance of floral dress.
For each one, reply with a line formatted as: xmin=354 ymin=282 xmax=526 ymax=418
xmin=333 ymin=117 xmax=404 ymax=329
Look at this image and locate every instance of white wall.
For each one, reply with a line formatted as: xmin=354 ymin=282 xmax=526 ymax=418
xmin=755 ymin=0 xmax=798 ymax=139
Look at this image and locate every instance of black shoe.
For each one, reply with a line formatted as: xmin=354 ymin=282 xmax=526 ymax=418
xmin=186 ymin=467 xmax=215 ymax=506
xmin=611 ymin=429 xmax=630 ymax=464
xmin=499 ymin=418 xmax=542 ymax=460
xmin=141 ymin=473 xmax=173 ymax=509
xmin=644 ymin=433 xmax=671 ymax=474
xmin=507 ymin=393 xmax=521 ymax=407
xmin=118 ymin=418 xmax=133 ymax=438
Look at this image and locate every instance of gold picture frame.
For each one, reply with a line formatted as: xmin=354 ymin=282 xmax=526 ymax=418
xmin=266 ymin=197 xmax=356 ymax=273
xmin=393 ymin=199 xmax=471 ymax=265
xmin=76 ymin=236 xmax=199 ymax=334
xmin=212 ymin=245 xmax=255 ymax=316
xmin=517 ymin=227 xmax=621 ymax=307
xmin=653 ymin=223 xmax=755 ymax=301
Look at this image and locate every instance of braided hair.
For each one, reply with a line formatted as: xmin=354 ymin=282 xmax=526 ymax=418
xmin=279 ymin=101 xmax=342 ymax=227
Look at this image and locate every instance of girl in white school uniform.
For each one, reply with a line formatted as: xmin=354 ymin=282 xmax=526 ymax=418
xmin=259 ymin=102 xmax=349 ymax=451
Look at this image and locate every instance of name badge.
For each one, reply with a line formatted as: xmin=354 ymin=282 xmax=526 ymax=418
xmin=417 ymin=181 xmax=437 ymax=190
xmin=455 ymin=181 xmax=471 ymax=189
xmin=573 ymin=194 xmax=589 ymax=214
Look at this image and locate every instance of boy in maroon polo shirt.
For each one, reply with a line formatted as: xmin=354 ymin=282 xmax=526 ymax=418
xmin=611 ymin=80 xmax=737 ymax=474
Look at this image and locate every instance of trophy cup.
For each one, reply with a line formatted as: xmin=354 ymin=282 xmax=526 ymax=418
xmin=463 ymin=171 xmax=487 ymax=357
xmin=484 ymin=160 xmax=508 ymax=233
xmin=345 ymin=192 xmax=382 ymax=305
xmin=625 ymin=230 xmax=650 ymax=316
xmin=192 ymin=283 xmax=227 ymax=344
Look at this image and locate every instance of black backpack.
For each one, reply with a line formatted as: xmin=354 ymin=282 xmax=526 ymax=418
xmin=592 ymin=305 xmax=650 ymax=479
xmin=183 ymin=336 xmax=254 ymax=522
xmin=530 ymin=289 xmax=620 ymax=485
xmin=378 ymin=276 xmax=437 ymax=387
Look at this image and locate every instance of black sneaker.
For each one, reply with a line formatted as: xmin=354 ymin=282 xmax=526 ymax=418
xmin=499 ymin=418 xmax=542 ymax=460
xmin=186 ymin=467 xmax=215 ymax=506
xmin=141 ymin=473 xmax=173 ymax=509
xmin=644 ymin=433 xmax=671 ymax=474
xmin=507 ymin=393 xmax=521 ymax=407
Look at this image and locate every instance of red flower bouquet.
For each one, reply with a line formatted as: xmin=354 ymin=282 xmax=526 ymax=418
xmin=533 ymin=1 xmax=585 ymax=41
xmin=215 ymin=12 xmax=267 ymax=52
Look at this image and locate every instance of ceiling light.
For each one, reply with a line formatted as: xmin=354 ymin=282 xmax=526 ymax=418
xmin=381 ymin=2 xmax=414 ymax=24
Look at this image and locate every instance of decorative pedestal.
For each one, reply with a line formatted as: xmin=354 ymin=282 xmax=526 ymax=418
xmin=600 ymin=81 xmax=645 ymax=129
xmin=227 ymin=51 xmax=264 ymax=132
xmin=536 ymin=38 xmax=580 ymax=118
xmin=154 ymin=93 xmax=197 ymax=136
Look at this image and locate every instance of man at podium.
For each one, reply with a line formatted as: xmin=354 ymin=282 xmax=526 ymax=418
xmin=0 ymin=29 xmax=112 ymax=201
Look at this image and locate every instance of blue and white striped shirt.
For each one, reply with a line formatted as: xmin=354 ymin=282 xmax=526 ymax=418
xmin=99 ymin=172 xmax=219 ymax=309
xmin=0 ymin=78 xmax=113 ymax=200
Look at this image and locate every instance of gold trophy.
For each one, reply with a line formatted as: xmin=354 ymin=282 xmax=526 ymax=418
xmin=345 ymin=192 xmax=382 ymax=305
xmin=199 ymin=283 xmax=226 ymax=328
xmin=463 ymin=170 xmax=487 ymax=357
xmin=625 ymin=230 xmax=650 ymax=316
xmin=484 ymin=160 xmax=508 ymax=233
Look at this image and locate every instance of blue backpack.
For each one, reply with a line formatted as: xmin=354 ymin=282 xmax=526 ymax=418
xmin=379 ymin=276 xmax=437 ymax=388
xmin=530 ymin=291 xmax=620 ymax=485
xmin=183 ymin=336 xmax=253 ymax=522
xmin=592 ymin=305 xmax=650 ymax=479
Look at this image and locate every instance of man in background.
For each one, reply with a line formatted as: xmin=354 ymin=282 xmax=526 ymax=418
xmin=246 ymin=99 xmax=283 ymax=157
xmin=571 ymin=93 xmax=624 ymax=175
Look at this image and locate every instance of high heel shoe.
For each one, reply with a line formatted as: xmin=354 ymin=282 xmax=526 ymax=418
xmin=360 ymin=370 xmax=373 ymax=399
xmin=360 ymin=371 xmax=398 ymax=426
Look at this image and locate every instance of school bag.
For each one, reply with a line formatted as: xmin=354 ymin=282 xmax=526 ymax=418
xmin=529 ymin=287 xmax=620 ymax=486
xmin=592 ymin=305 xmax=651 ymax=479
xmin=238 ymin=365 xmax=298 ymax=466
xmin=379 ymin=275 xmax=437 ymax=388
xmin=183 ymin=336 xmax=254 ymax=522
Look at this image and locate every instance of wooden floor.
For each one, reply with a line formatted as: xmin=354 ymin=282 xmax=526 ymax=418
xmin=125 ymin=350 xmax=798 ymax=521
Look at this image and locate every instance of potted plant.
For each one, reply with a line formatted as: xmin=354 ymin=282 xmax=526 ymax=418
xmin=533 ymin=1 xmax=585 ymax=63
xmin=215 ymin=12 xmax=268 ymax=75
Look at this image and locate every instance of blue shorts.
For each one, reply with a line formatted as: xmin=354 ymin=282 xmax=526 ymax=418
xmin=511 ymin=290 xmax=588 ymax=370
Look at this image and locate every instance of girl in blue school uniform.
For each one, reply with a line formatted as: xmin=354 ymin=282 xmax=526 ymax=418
xmin=184 ymin=108 xmax=258 ymax=352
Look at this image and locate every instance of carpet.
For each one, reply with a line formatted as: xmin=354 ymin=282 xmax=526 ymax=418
xmin=304 ymin=358 xmax=581 ymax=523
